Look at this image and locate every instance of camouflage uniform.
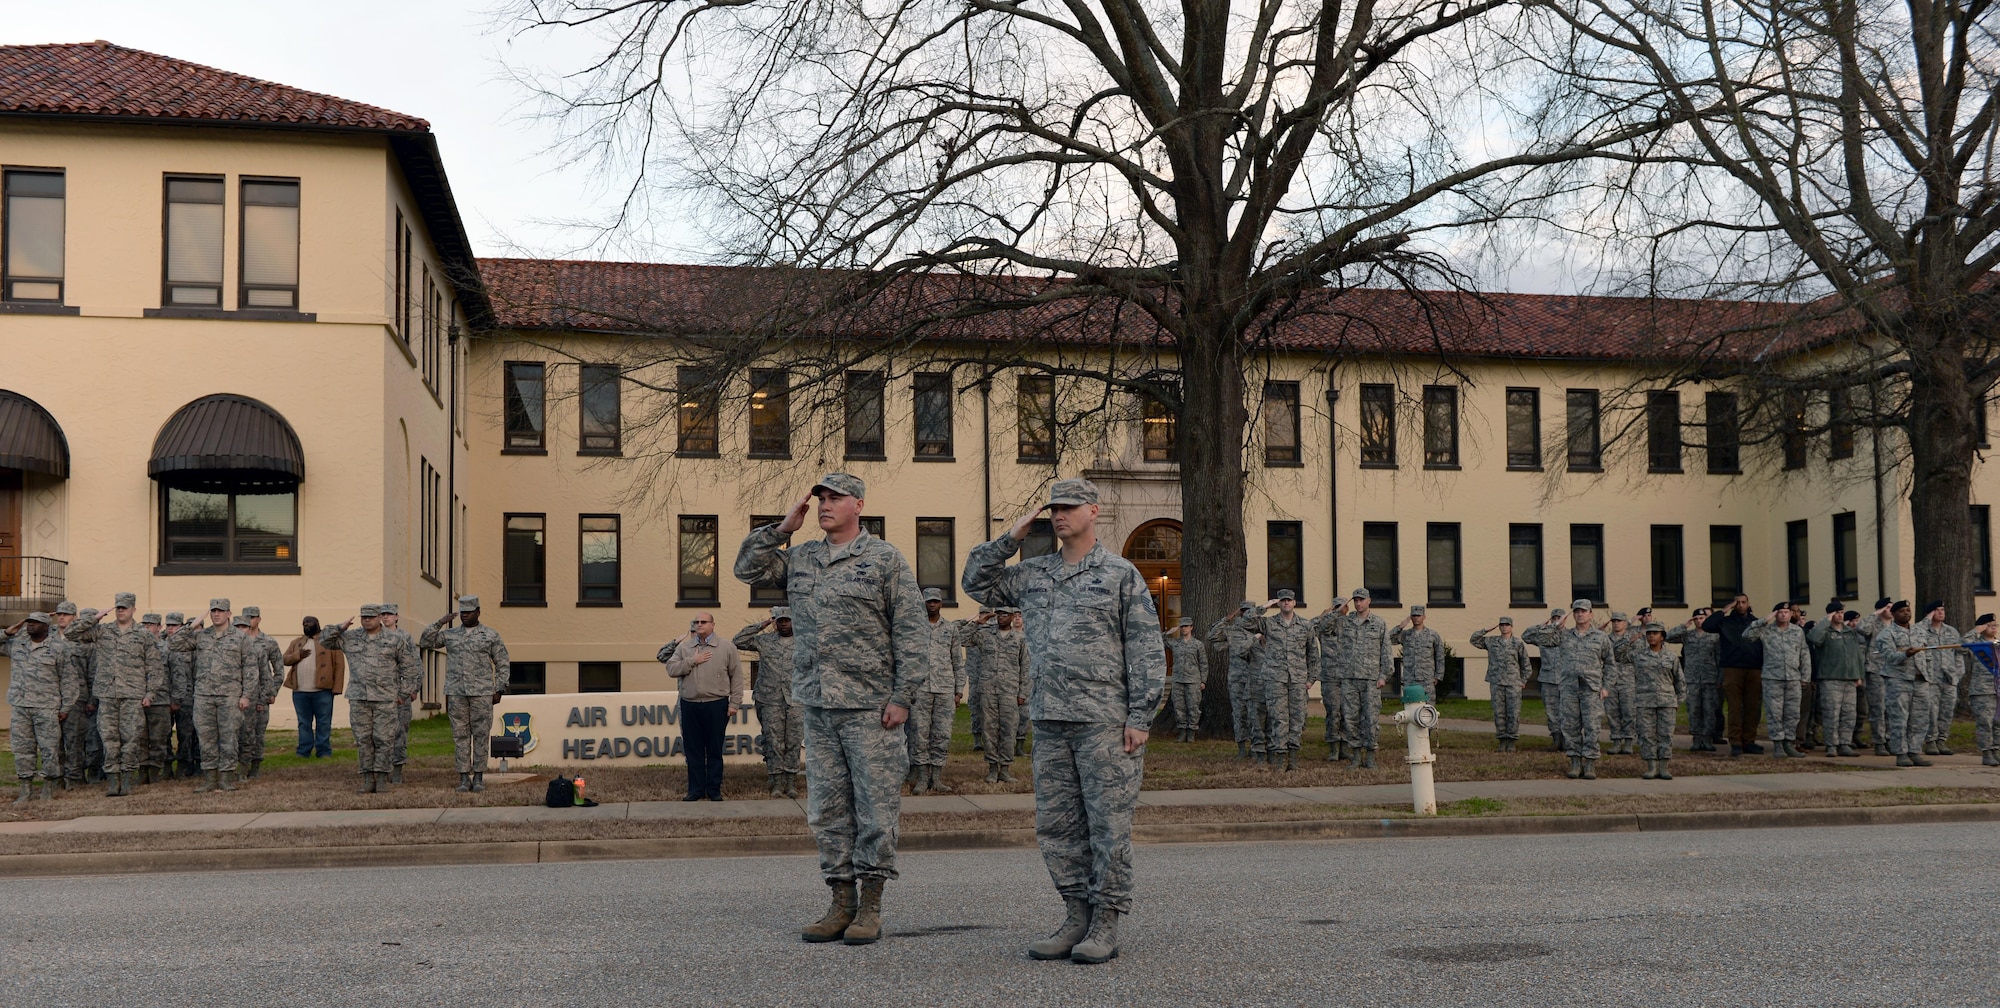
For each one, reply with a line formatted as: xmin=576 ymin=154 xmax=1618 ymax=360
xmin=1208 ymin=613 xmax=1265 ymax=753
xmin=959 ymin=612 xmax=989 ymax=744
xmin=138 ymin=616 xmax=177 ymax=779
xmin=1326 ymin=605 xmax=1393 ymax=755
xmin=1603 ymin=623 xmax=1644 ymax=750
xmin=1521 ymin=618 xmax=1616 ymax=762
xmin=1876 ymin=619 xmax=1956 ymax=756
xmin=733 ymin=617 xmax=805 ymax=784
xmin=1808 ymin=620 xmax=1866 ymax=753
xmin=911 ymin=611 xmax=966 ymax=772
xmin=162 ymin=616 xmax=199 ymax=776
xmin=4 ymin=622 xmax=79 ymax=784
xmin=1964 ymin=632 xmax=1999 ymax=762
xmin=1162 ymin=627 xmax=1207 ymax=733
xmin=381 ymin=612 xmax=419 ymax=772
xmin=417 ymin=606 xmax=510 ymax=776
xmin=733 ymin=510 xmax=929 ymax=886
xmin=1257 ymin=608 xmax=1319 ymax=756
xmin=979 ymin=620 xmax=1029 ymax=768
xmin=1666 ymin=623 xmax=1723 ymax=748
xmin=1470 ymin=627 xmax=1530 ymax=743
xmin=1615 ymin=636 xmax=1685 ymax=761
xmin=1390 ymin=621 xmax=1445 ymax=703
xmin=1930 ymin=640 xmax=1965 ymax=750
xmin=63 ymin=611 xmax=166 ymax=777
xmin=56 ymin=606 xmax=97 ymax=784
xmin=1530 ymin=623 xmax=1568 ymax=753
xmin=237 ymin=628 xmax=285 ymax=768
xmin=1744 ymin=618 xmax=1810 ymax=742
xmin=320 ymin=616 xmax=421 ymax=778
xmin=1311 ymin=613 xmax=1347 ymax=749
xmin=169 ymin=618 xmax=259 ymax=774
xmin=963 ymin=528 xmax=1165 ymax=920
xmin=1856 ymin=612 xmax=1890 ymax=750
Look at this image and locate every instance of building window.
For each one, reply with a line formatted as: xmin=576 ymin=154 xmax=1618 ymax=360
xmin=1706 ymin=392 xmax=1741 ymax=473
xmin=503 ymin=514 xmax=546 ymax=604
xmin=578 ymin=662 xmax=621 ymax=693
xmin=1833 ymin=512 xmax=1858 ymax=599
xmin=1782 ymin=391 xmax=1809 ymax=470
xmin=916 ymin=518 xmax=956 ymax=602
xmin=421 ymin=269 xmax=444 ymax=392
xmin=1021 ymin=518 xmax=1056 ymax=560
xmin=507 ymin=661 xmax=547 ymax=695
xmin=1267 ymin=521 xmax=1304 ymax=602
xmin=1362 ymin=522 xmax=1399 ymax=603
xmin=503 ymin=362 xmax=546 ymax=451
xmin=861 ymin=516 xmax=887 ymax=539
xmin=1978 ymin=396 xmax=1991 ymax=449
xmin=1505 ymin=388 xmax=1540 ymax=470
xmin=1426 ymin=522 xmax=1462 ymax=605
xmin=749 ymin=515 xmax=788 ymax=604
xmin=1566 ymin=390 xmax=1601 ymax=471
xmin=1829 ymin=386 xmax=1855 ymax=460
xmin=3 ymin=169 xmax=64 ymax=302
xmin=571 ymin=364 xmax=620 ymax=454
xmin=1018 ymin=374 xmax=1057 ymax=462
xmin=1569 ymin=524 xmax=1606 ymax=605
xmin=394 ymin=210 xmax=411 ymax=338
xmin=1422 ymin=386 xmax=1459 ymax=468
xmin=163 ymin=175 xmax=223 ymax=307
xmin=913 ymin=373 xmax=954 ymax=459
xmin=1786 ymin=519 xmax=1810 ymax=600
xmin=1647 ymin=391 xmax=1682 ymax=473
xmin=846 ymin=371 xmax=886 ymax=459
xmin=580 ymin=515 xmax=621 ymax=603
xmin=1710 ymin=525 xmax=1744 ymax=607
xmin=1263 ymin=382 xmax=1301 ymax=465
xmin=420 ymin=458 xmax=440 ymax=583
xmin=1509 ymin=524 xmax=1544 ymax=606
xmin=676 ymin=366 xmax=718 ymax=457
xmin=160 ymin=485 xmax=298 ymax=567
xmin=1359 ymin=384 xmax=1396 ymax=467
xmin=748 ymin=369 xmax=791 ymax=457
xmin=678 ymin=515 xmax=719 ymax=604
xmin=240 ymin=178 xmax=300 ymax=309
xmin=1976 ymin=506 xmax=1993 ymax=593
xmin=1142 ymin=393 xmax=1177 ymax=462
xmin=1650 ymin=525 xmax=1685 ymax=607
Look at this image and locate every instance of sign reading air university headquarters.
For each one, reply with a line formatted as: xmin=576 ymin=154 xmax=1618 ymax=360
xmin=493 ymin=692 xmax=766 ymax=767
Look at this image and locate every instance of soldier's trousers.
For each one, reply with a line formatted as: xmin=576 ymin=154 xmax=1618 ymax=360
xmin=392 ymin=699 xmax=413 ymax=766
xmin=1252 ymin=678 xmax=1286 ymax=754
xmin=967 ymin=669 xmax=986 ymax=741
xmin=1931 ymin=683 xmax=1959 ymax=743
xmin=802 ymin=706 xmax=907 ymax=882
xmin=237 ymin=699 xmax=272 ymax=765
xmin=1638 ymin=705 xmax=1675 ymax=760
xmin=1032 ymin=720 xmax=1143 ymax=914
xmin=1818 ymin=681 xmax=1859 ymax=750
xmin=447 ymin=694 xmax=495 ymax=774
xmin=1798 ymin=681 xmax=1819 ymax=744
xmin=172 ymin=706 xmax=199 ymax=775
xmin=1687 ymin=679 xmax=1723 ymax=742
xmin=1885 ymin=678 xmax=1937 ymax=755
xmin=1762 ymin=678 xmax=1803 ymax=741
xmin=1604 ymin=671 xmax=1636 ymax=741
xmin=1320 ymin=676 xmax=1345 ymax=744
xmin=1864 ymin=671 xmax=1887 ymax=744
xmin=756 ymin=695 xmax=804 ymax=775
xmin=141 ymin=703 xmax=173 ymax=770
xmin=1282 ymin=680 xmax=1308 ymax=750
xmin=1970 ymin=694 xmax=1997 ymax=751
xmin=1228 ymin=671 xmax=1252 ymax=743
xmin=192 ymin=696 xmax=242 ymax=772
xmin=1169 ymin=682 xmax=1201 ymax=731
xmin=349 ymin=699 xmax=398 ymax=774
xmin=10 ymin=706 xmax=60 ymax=779
xmin=980 ymin=688 xmax=1021 ymax=763
xmin=60 ymin=702 xmax=92 ymax=780
xmin=96 ymin=697 xmax=145 ymax=774
xmin=911 ymin=692 xmax=955 ymax=767
xmin=1540 ymin=677 xmax=1566 ymax=750
xmin=1339 ymin=679 xmax=1379 ymax=750
xmin=1559 ymin=675 xmax=1604 ymax=760
xmin=1490 ymin=684 xmax=1521 ymax=739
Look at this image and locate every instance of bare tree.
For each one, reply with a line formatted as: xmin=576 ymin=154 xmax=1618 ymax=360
xmin=504 ymin=0 xmax=1667 ymax=731
xmin=1537 ymin=0 xmax=2000 ymax=625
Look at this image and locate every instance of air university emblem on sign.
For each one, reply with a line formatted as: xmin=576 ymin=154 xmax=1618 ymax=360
xmin=501 ymin=711 xmax=536 ymax=753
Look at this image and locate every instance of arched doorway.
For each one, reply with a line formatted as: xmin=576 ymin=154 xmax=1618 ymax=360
xmin=1122 ymin=519 xmax=1182 ymax=631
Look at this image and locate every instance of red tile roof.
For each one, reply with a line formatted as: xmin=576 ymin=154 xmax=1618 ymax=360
xmin=0 ymin=41 xmax=428 ymax=131
xmin=476 ymin=257 xmax=1804 ymax=362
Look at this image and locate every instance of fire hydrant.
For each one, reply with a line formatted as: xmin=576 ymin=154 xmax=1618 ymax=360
xmin=1391 ymin=684 xmax=1441 ymax=815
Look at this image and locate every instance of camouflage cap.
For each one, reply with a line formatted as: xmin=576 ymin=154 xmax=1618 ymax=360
xmin=457 ymin=596 xmax=480 ymax=612
xmin=1411 ymin=605 xmax=1427 ymax=616
xmin=379 ymin=603 xmax=400 ymax=615
xmin=165 ymin=612 xmax=185 ymax=626
xmin=979 ymin=604 xmax=994 ymax=614
xmin=1350 ymin=587 xmax=1371 ymax=600
xmin=24 ymin=612 xmax=49 ymax=624
xmin=140 ymin=613 xmax=162 ymax=625
xmin=114 ymin=592 xmax=137 ymax=609
xmin=922 ymin=588 xmax=945 ymax=602
xmin=242 ymin=605 xmax=261 ymax=618
xmin=1177 ymin=617 xmax=1193 ymax=627
xmin=1571 ymin=599 xmax=1594 ymax=611
xmin=231 ymin=615 xmax=251 ymax=627
xmin=54 ymin=600 xmax=77 ymax=615
xmin=1275 ymin=589 xmax=1296 ymax=601
xmin=1497 ymin=616 xmax=1514 ymax=626
xmin=771 ymin=606 xmax=791 ymax=619
xmin=208 ymin=598 xmax=231 ymax=612
xmin=1047 ymin=477 xmax=1100 ymax=507
xmin=1643 ymin=622 xmax=1666 ymax=633
xmin=811 ymin=472 xmax=865 ymax=498
xmin=1609 ymin=611 xmax=1628 ymax=622
xmin=998 ymin=606 xmax=1021 ymax=614
xmin=1239 ymin=600 xmax=1260 ymax=612
xmin=359 ymin=604 xmax=383 ymax=618
xmin=79 ymin=608 xmax=99 ymax=619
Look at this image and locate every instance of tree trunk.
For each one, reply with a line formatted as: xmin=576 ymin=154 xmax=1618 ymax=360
xmin=1179 ymin=332 xmax=1251 ymax=738
xmin=1903 ymin=335 xmax=1979 ymax=632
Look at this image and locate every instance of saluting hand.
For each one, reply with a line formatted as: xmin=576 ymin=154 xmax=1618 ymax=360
xmin=1008 ymin=507 xmax=1044 ymax=542
xmin=776 ymin=494 xmax=814 ymax=534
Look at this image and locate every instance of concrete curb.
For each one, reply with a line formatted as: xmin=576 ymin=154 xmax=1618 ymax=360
xmin=3 ymin=802 xmax=1994 ymax=879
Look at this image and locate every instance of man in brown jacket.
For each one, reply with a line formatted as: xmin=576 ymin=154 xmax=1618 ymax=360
xmin=664 ymin=612 xmax=744 ymax=801
xmin=283 ymin=616 xmax=346 ymax=758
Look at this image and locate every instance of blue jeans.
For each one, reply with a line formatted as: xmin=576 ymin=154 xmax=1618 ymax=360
xmin=292 ymin=690 xmax=334 ymax=757
xmin=680 ymin=698 xmax=730 ymax=799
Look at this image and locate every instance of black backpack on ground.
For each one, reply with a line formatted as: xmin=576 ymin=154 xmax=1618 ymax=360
xmin=545 ymin=776 xmax=575 ymax=808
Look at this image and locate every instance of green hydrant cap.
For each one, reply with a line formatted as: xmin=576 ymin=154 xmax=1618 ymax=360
xmin=1400 ymin=684 xmax=1427 ymax=704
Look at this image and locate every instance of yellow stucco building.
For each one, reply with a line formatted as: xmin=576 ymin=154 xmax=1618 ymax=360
xmin=1 ymin=42 xmax=1991 ymax=722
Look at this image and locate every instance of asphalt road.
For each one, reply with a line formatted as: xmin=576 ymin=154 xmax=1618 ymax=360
xmin=2 ymin=823 xmax=1994 ymax=1007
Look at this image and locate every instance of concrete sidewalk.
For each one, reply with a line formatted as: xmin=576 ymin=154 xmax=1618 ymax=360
xmin=3 ymin=762 xmax=1993 ymax=837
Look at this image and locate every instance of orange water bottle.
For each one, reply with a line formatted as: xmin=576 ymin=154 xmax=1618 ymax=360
xmin=573 ymin=777 xmax=587 ymax=805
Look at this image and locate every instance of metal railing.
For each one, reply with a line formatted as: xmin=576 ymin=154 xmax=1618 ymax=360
xmin=0 ymin=555 xmax=67 ymax=605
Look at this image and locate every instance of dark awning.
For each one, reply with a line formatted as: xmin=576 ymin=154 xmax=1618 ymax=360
xmin=149 ymin=394 xmax=305 ymax=490
xmin=0 ymin=389 xmax=69 ymax=478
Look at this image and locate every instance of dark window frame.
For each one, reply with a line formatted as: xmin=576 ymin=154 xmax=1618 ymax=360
xmin=748 ymin=369 xmax=791 ymax=458
xmin=1569 ymin=524 xmax=1606 ymax=606
xmin=1142 ymin=392 xmax=1178 ymax=463
xmin=749 ymin=515 xmax=789 ymax=604
xmin=1782 ymin=391 xmax=1809 ymax=470
xmin=1829 ymin=386 xmax=1855 ymax=460
xmin=238 ymin=176 xmax=301 ymax=310
xmin=1786 ymin=519 xmax=1810 ymax=600
xmin=1422 ymin=386 xmax=1460 ymax=468
xmin=3 ymin=168 xmax=66 ymax=304
xmin=1565 ymin=389 xmax=1602 ymax=472
xmin=578 ymin=513 xmax=622 ymax=605
xmin=1650 ymin=524 xmax=1686 ymax=607
xmin=676 ymin=365 xmax=719 ymax=458
xmin=1362 ymin=521 xmax=1400 ymax=604
xmin=577 ymin=661 xmax=622 ymax=694
xmin=913 ymin=373 xmax=955 ymax=460
xmin=162 ymin=174 xmax=224 ymax=309
xmin=507 ymin=661 xmax=547 ymax=695
xmin=1017 ymin=374 xmax=1058 ymax=462
xmin=1975 ymin=505 xmax=1992 ymax=594
xmin=1710 ymin=525 xmax=1744 ymax=608
xmin=1647 ymin=390 xmax=1682 ymax=473
xmin=846 ymin=371 xmax=887 ymax=460
xmin=1263 ymin=381 xmax=1302 ymax=466
xmin=580 ymin=364 xmax=623 ymax=455
xmin=1505 ymin=388 xmax=1541 ymax=470
xmin=502 ymin=513 xmax=547 ymax=606
xmin=1833 ymin=512 xmax=1859 ymax=599
xmin=1706 ymin=391 xmax=1741 ymax=474
xmin=1359 ymin=383 xmax=1397 ymax=468
xmin=157 ymin=482 xmax=300 ymax=574
xmin=916 ymin=517 xmax=958 ymax=602
xmin=1509 ymin=523 xmax=1544 ymax=607
xmin=503 ymin=361 xmax=547 ymax=453
xmin=1267 ymin=521 xmax=1305 ymax=603
xmin=1426 ymin=522 xmax=1463 ymax=605
xmin=677 ymin=514 xmax=721 ymax=605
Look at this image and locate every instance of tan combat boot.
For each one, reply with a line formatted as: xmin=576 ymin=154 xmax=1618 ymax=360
xmin=930 ymin=766 xmax=954 ymax=794
xmin=843 ymin=878 xmax=885 ymax=945
xmin=192 ymin=769 xmax=217 ymax=794
xmin=1028 ymin=897 xmax=1092 ymax=960
xmin=1070 ymin=906 xmax=1122 ymax=964
xmin=217 ymin=769 xmax=238 ymax=791
xmin=801 ymin=881 xmax=857 ymax=943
